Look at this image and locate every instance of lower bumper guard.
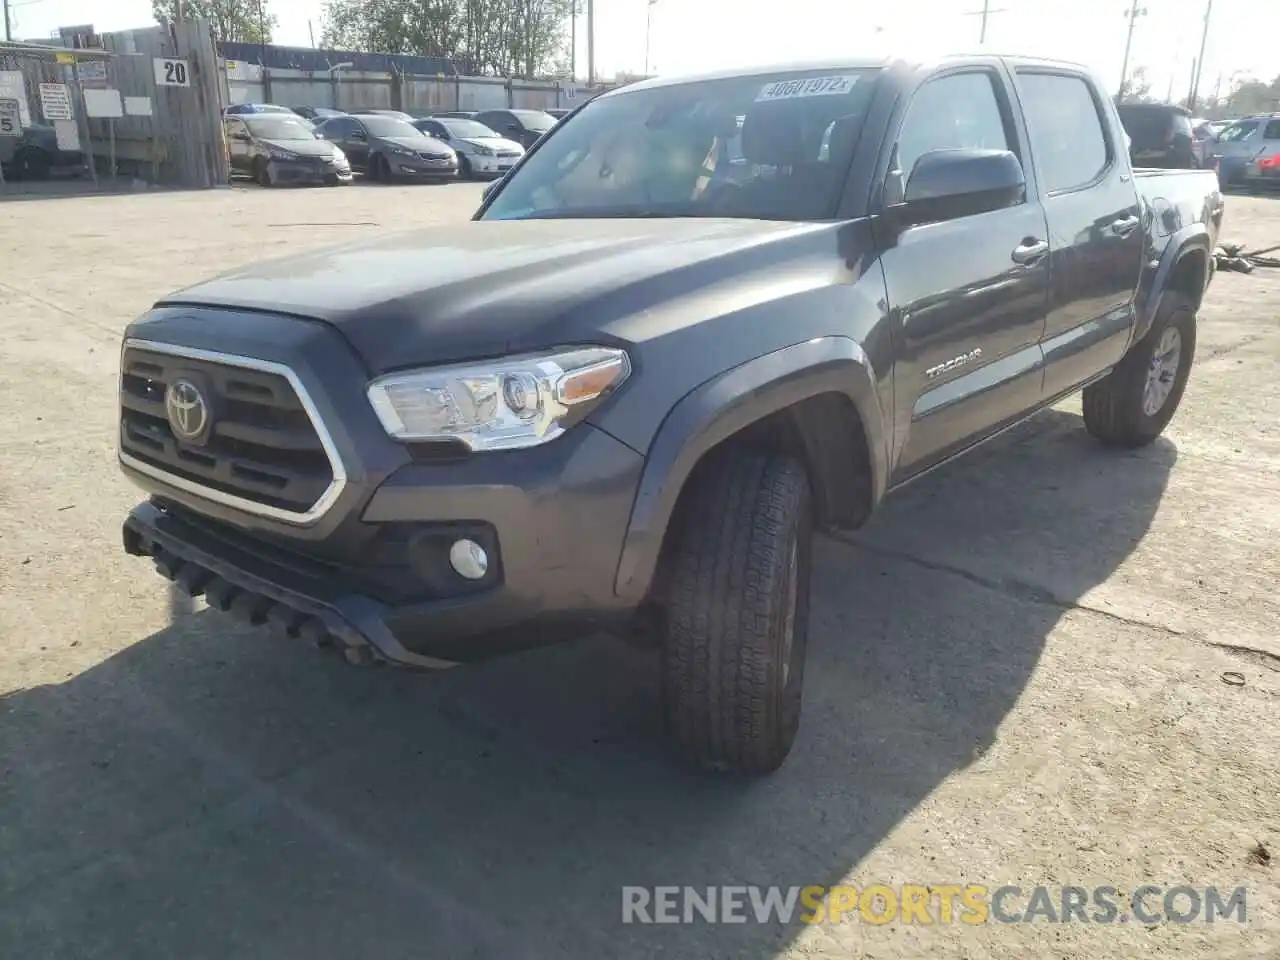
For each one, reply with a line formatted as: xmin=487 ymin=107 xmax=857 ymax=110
xmin=123 ymin=501 xmax=458 ymax=670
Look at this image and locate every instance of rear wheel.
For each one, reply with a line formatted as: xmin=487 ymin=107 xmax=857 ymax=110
xmin=1083 ymin=290 xmax=1197 ymax=447
xmin=659 ymin=450 xmax=813 ymax=775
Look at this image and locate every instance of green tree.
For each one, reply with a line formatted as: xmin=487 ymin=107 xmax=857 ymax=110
xmin=152 ymin=0 xmax=278 ymax=44
xmin=321 ymin=0 xmax=572 ymax=77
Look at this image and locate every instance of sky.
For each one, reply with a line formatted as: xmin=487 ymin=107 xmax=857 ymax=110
xmin=10 ymin=0 xmax=1279 ymax=102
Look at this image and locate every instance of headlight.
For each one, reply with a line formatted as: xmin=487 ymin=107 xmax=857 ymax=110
xmin=366 ymin=347 xmax=631 ymax=451
xmin=472 ymin=144 xmax=494 ymax=156
xmin=390 ymin=145 xmax=415 ymax=156
xmin=267 ymin=148 xmax=298 ymax=161
xmin=330 ymin=146 xmax=347 ymax=161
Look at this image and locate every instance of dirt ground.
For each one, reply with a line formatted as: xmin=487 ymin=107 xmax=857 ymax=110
xmin=0 ymin=183 xmax=1276 ymax=959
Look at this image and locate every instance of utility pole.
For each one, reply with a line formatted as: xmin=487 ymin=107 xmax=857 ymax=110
xmin=1186 ymin=0 xmax=1213 ymax=112
xmin=644 ymin=0 xmax=656 ymax=77
xmin=570 ymin=0 xmax=576 ymax=80
xmin=3 ymin=0 xmax=12 ymax=43
xmin=1117 ymin=0 xmax=1147 ymax=101
xmin=962 ymin=1 xmax=1008 ymax=44
xmin=586 ymin=0 xmax=595 ymax=86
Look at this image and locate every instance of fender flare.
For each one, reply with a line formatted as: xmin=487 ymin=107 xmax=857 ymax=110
xmin=1136 ymin=223 xmax=1213 ymax=343
xmin=612 ymin=336 xmax=889 ymax=603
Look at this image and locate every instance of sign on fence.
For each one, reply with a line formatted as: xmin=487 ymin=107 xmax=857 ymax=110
xmin=78 ymin=60 xmax=109 ymax=84
xmin=0 ymin=98 xmax=20 ymax=136
xmin=84 ymin=88 xmax=124 ymax=119
xmin=154 ymin=57 xmax=191 ymax=87
xmin=38 ymin=83 xmax=73 ymax=121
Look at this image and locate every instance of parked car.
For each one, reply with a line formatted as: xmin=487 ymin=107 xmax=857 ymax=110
xmin=0 ymin=123 xmax=84 ymax=180
xmin=292 ymin=106 xmax=347 ymax=123
xmin=412 ymin=116 xmax=524 ymax=178
xmin=224 ymin=103 xmax=299 ymax=117
xmin=315 ymin=113 xmax=458 ymax=182
xmin=430 ymin=110 xmax=477 ymax=119
xmin=544 ymin=108 xmax=570 ymax=120
xmin=118 ymin=54 xmax=1221 ymax=775
xmin=472 ymin=108 xmax=556 ymax=149
xmin=1207 ymin=114 xmax=1280 ymax=187
xmin=1242 ymin=116 xmax=1280 ymax=191
xmin=224 ymin=114 xmax=351 ymax=186
xmin=1116 ymin=102 xmax=1198 ymax=168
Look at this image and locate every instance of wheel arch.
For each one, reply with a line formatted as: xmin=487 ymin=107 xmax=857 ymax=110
xmin=613 ymin=336 xmax=889 ymax=604
xmin=1136 ymin=225 xmax=1212 ymax=344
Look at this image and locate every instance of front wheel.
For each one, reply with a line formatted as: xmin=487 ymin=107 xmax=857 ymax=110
xmin=660 ymin=450 xmax=813 ymax=775
xmin=1083 ymin=290 xmax=1197 ymax=447
xmin=458 ymin=155 xmax=473 ymax=179
xmin=253 ymin=157 xmax=272 ymax=187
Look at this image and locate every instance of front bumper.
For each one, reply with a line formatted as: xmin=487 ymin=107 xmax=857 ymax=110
xmin=389 ymin=155 xmax=459 ymax=179
xmin=117 ymin=311 xmax=646 ymax=666
xmin=469 ymin=154 xmax=520 ymax=177
xmin=268 ymin=157 xmax=353 ymax=185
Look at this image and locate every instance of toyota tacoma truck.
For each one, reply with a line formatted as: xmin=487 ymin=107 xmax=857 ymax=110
xmin=119 ymin=55 xmax=1223 ymax=774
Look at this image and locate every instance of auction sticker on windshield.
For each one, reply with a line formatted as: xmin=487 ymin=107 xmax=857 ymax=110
xmin=756 ymin=76 xmax=859 ymax=102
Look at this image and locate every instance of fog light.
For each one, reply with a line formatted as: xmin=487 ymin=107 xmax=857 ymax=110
xmin=449 ymin=538 xmax=489 ymax=580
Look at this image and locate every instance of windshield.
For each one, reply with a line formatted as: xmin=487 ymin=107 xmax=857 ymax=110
xmin=482 ymin=69 xmax=881 ymax=222
xmin=512 ymin=109 xmax=556 ymax=133
xmin=361 ymin=116 xmax=424 ymax=139
xmin=442 ymin=119 xmax=501 ymax=139
xmin=245 ymin=117 xmax=318 ymax=140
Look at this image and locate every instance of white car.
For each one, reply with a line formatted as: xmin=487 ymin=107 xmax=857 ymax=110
xmin=413 ymin=117 xmax=526 ymax=179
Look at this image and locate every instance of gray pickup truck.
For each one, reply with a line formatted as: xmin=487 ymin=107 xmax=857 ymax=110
xmin=118 ymin=54 xmax=1223 ymax=774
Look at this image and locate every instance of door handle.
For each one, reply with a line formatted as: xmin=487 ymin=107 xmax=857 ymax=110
xmin=1111 ymin=215 xmax=1140 ymax=237
xmin=1011 ymin=239 xmax=1048 ymax=265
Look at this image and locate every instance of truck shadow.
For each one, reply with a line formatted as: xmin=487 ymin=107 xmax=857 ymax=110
xmin=0 ymin=408 xmax=1175 ymax=959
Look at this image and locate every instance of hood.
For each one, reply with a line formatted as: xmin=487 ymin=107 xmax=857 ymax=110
xmin=262 ymin=137 xmax=335 ymax=157
xmin=458 ymin=136 xmax=523 ymax=153
xmin=155 ymin=218 xmax=836 ymax=374
xmin=378 ymin=135 xmax=447 ymax=152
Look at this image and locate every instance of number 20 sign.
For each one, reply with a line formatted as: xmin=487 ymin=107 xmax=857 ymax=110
xmin=153 ymin=57 xmax=190 ymax=87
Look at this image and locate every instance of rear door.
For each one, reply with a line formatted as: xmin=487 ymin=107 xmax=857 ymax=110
xmin=1013 ymin=69 xmax=1143 ymax=400
xmin=878 ymin=66 xmax=1051 ymax=481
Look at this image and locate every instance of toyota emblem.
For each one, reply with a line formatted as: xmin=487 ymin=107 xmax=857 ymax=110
xmin=165 ymin=378 xmax=211 ymax=444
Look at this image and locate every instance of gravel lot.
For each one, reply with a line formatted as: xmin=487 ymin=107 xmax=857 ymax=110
xmin=0 ymin=183 xmax=1277 ymax=959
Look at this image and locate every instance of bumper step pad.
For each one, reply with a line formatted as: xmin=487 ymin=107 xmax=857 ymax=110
xmin=148 ymin=541 xmax=379 ymax=667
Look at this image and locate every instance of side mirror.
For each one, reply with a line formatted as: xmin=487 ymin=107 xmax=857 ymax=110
xmin=897 ymin=148 xmax=1025 ymax=226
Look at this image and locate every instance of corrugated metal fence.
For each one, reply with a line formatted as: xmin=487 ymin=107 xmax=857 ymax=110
xmin=224 ymin=62 xmax=595 ymax=116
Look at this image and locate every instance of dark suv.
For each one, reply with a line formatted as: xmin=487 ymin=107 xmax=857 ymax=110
xmin=1116 ymin=102 xmax=1198 ymax=169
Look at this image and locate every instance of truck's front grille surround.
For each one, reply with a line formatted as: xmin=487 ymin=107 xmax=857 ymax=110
xmin=118 ymin=339 xmax=349 ymax=525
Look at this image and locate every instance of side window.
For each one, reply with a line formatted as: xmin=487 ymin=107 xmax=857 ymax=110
xmin=1016 ymin=72 xmax=1110 ymax=194
xmin=426 ymin=121 xmax=446 ymax=138
xmin=1217 ymin=121 xmax=1258 ymax=142
xmin=1265 ymin=119 xmax=1280 ymax=140
xmin=896 ymin=72 xmax=1012 ymax=181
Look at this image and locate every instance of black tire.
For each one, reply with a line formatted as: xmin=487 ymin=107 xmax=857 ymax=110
xmin=253 ymin=157 xmax=272 ymax=187
xmin=459 ymin=155 xmax=473 ymax=179
xmin=1083 ymin=290 xmax=1197 ymax=447
xmin=16 ymin=148 xmax=52 ymax=180
xmin=372 ymin=154 xmax=391 ymax=183
xmin=660 ymin=450 xmax=813 ymax=775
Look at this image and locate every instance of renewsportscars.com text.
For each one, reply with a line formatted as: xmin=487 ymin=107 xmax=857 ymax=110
xmin=621 ymin=884 xmax=1249 ymax=925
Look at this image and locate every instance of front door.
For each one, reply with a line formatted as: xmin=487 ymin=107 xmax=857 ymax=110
xmin=879 ymin=68 xmax=1051 ymax=482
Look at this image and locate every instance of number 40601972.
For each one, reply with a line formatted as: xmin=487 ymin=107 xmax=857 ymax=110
xmin=153 ymin=57 xmax=190 ymax=87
